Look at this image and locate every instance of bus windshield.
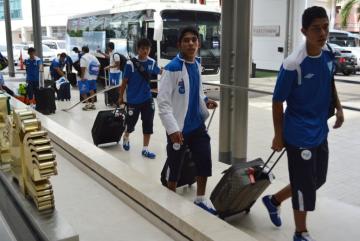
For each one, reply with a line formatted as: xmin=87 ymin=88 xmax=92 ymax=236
xmin=160 ymin=10 xmax=221 ymax=60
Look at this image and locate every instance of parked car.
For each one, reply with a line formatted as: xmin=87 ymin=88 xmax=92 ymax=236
xmin=42 ymin=40 xmax=67 ymax=55
xmin=328 ymin=43 xmax=357 ymax=76
xmin=0 ymin=44 xmax=28 ymax=65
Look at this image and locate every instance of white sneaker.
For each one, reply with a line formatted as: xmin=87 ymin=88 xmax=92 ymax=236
xmin=293 ymin=232 xmax=316 ymax=241
xmin=82 ymin=103 xmax=92 ymax=111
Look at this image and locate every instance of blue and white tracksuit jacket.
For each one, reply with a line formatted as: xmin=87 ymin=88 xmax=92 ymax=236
xmin=157 ymin=54 xmax=209 ymax=135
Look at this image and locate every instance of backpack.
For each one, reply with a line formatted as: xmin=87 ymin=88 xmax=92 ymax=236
xmin=88 ymin=59 xmax=100 ymax=76
xmin=0 ymin=53 xmax=9 ymax=71
xmin=113 ymin=52 xmax=127 ymax=71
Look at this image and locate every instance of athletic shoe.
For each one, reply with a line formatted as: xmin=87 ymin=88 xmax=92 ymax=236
xmin=123 ymin=141 xmax=130 ymax=151
xmin=82 ymin=103 xmax=92 ymax=111
xmin=293 ymin=232 xmax=316 ymax=241
xmin=89 ymin=103 xmax=96 ymax=110
xmin=194 ymin=199 xmax=217 ymax=215
xmin=262 ymin=195 xmax=282 ymax=227
xmin=141 ymin=150 xmax=156 ymax=159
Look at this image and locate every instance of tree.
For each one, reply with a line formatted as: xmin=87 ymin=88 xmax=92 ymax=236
xmin=337 ymin=0 xmax=360 ymax=27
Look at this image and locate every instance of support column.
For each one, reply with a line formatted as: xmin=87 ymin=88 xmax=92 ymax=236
xmin=3 ymin=0 xmax=15 ymax=77
xmin=284 ymin=0 xmax=294 ymax=58
xmin=31 ymin=0 xmax=43 ymax=59
xmin=219 ymin=0 xmax=252 ymax=164
xmin=219 ymin=0 xmax=235 ymax=164
xmin=231 ymin=0 xmax=252 ymax=164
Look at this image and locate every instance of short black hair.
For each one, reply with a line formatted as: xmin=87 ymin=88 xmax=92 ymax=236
xmin=82 ymin=46 xmax=89 ymax=53
xmin=136 ymin=38 xmax=151 ymax=49
xmin=107 ymin=42 xmax=115 ymax=50
xmin=28 ymin=47 xmax=36 ymax=55
xmin=60 ymin=52 xmax=67 ymax=58
xmin=72 ymin=47 xmax=79 ymax=53
xmin=178 ymin=26 xmax=199 ymax=43
xmin=302 ymin=6 xmax=328 ymax=29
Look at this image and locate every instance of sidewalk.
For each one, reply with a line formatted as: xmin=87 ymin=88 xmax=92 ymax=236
xmin=34 ymin=85 xmax=360 ymax=240
xmin=3 ymin=71 xmax=360 ymax=240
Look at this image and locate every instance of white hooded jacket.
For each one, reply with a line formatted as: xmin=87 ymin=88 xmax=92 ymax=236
xmin=157 ymin=54 xmax=209 ymax=135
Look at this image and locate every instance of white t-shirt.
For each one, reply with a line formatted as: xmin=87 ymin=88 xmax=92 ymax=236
xmin=109 ymin=50 xmax=121 ymax=74
xmin=80 ymin=53 xmax=100 ymax=80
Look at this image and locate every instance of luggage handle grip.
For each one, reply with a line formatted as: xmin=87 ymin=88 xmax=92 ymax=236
xmin=257 ymin=149 xmax=286 ymax=179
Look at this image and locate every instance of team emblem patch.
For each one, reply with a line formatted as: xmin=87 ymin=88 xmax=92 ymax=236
xmin=301 ymin=149 xmax=312 ymax=160
xmin=328 ymin=61 xmax=333 ymax=73
xmin=178 ymin=79 xmax=185 ymax=94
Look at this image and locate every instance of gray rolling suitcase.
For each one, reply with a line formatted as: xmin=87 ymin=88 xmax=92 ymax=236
xmin=210 ymin=150 xmax=285 ymax=219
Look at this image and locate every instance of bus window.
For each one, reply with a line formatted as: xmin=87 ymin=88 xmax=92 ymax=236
xmin=144 ymin=21 xmax=157 ymax=59
xmin=89 ymin=15 xmax=108 ymax=31
xmin=127 ymin=22 xmax=141 ymax=57
xmin=110 ymin=11 xmax=144 ymax=39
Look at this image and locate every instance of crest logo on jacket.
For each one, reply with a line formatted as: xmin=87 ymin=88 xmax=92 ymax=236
xmin=178 ymin=79 xmax=185 ymax=94
xmin=327 ymin=61 xmax=334 ymax=74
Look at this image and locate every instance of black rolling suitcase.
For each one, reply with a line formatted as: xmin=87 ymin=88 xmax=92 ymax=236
xmin=67 ymin=72 xmax=77 ymax=87
xmin=161 ymin=147 xmax=197 ymax=187
xmin=160 ymin=108 xmax=216 ymax=188
xmin=91 ymin=107 xmax=126 ymax=146
xmin=58 ymin=82 xmax=71 ymax=101
xmin=210 ymin=150 xmax=285 ymax=219
xmin=35 ymin=71 xmax=56 ymax=115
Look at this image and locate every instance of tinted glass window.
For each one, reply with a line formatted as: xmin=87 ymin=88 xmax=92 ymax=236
xmin=160 ymin=10 xmax=221 ymax=60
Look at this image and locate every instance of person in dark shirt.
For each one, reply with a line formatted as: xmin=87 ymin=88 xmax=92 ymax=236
xmin=24 ymin=47 xmax=43 ymax=103
xmin=262 ymin=7 xmax=344 ymax=241
xmin=119 ymin=39 xmax=161 ymax=159
xmin=50 ymin=53 xmax=67 ymax=95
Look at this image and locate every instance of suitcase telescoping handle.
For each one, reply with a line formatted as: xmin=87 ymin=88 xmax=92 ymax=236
xmin=172 ymin=107 xmax=216 ymax=151
xmin=105 ymin=69 xmax=109 ymax=88
xmin=39 ymin=70 xmax=44 ymax=88
xmin=206 ymin=107 xmax=216 ymax=130
xmin=257 ymin=149 xmax=286 ymax=179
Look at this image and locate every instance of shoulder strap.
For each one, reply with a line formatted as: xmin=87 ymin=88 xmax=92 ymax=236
xmin=326 ymin=43 xmax=336 ymax=59
xmin=130 ymin=57 xmax=150 ymax=83
xmin=113 ymin=52 xmax=127 ymax=71
xmin=326 ymin=43 xmax=336 ymax=118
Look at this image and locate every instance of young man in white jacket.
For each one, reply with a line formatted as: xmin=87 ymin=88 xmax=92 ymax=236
xmin=157 ymin=26 xmax=218 ymax=214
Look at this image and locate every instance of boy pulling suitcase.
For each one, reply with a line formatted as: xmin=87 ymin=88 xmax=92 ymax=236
xmin=157 ymin=26 xmax=218 ymax=214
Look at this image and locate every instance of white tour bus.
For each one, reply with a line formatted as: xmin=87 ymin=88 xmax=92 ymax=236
xmin=328 ymin=29 xmax=360 ymax=69
xmin=66 ymin=1 xmax=221 ymax=78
